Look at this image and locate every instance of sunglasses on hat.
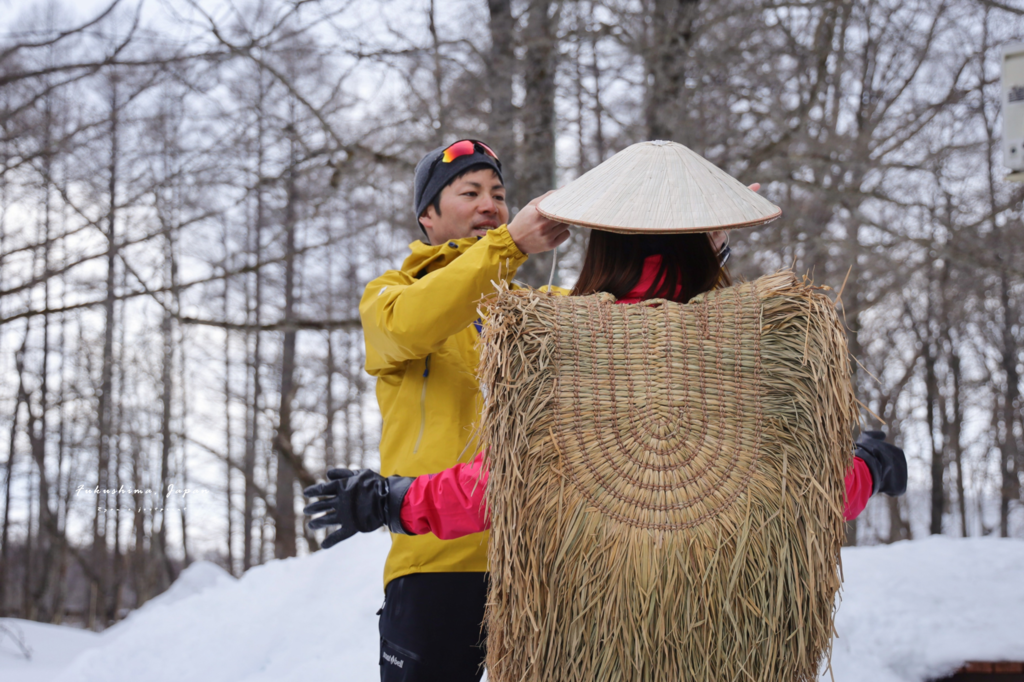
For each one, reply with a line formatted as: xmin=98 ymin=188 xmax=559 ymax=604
xmin=426 ymin=139 xmax=501 ymax=180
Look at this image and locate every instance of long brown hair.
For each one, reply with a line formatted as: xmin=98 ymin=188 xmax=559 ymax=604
xmin=570 ymin=230 xmax=731 ymax=303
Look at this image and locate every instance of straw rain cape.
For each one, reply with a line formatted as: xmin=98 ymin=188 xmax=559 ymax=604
xmin=477 ymin=271 xmax=857 ymax=682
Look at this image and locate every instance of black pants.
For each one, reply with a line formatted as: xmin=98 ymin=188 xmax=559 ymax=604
xmin=379 ymin=572 xmax=489 ymax=682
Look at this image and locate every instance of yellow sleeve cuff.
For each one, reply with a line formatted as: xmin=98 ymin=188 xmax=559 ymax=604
xmin=489 ymin=224 xmax=527 ymax=261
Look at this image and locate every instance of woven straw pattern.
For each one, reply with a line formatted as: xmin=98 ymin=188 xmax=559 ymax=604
xmin=478 ymin=271 xmax=856 ymax=682
xmin=554 ymin=286 xmax=764 ymax=530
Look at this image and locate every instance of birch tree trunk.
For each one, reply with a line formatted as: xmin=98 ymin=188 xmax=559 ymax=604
xmin=155 ymin=228 xmax=177 ymax=591
xmin=90 ymin=71 xmax=119 ymax=629
xmin=244 ymin=70 xmax=269 ymax=571
xmin=273 ymin=129 xmax=299 ymax=560
xmin=223 ymin=226 xmax=235 ymax=573
xmin=925 ymin=275 xmax=945 ymax=535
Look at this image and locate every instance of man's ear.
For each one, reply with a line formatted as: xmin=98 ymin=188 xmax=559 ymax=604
xmin=418 ymin=207 xmax=436 ymax=242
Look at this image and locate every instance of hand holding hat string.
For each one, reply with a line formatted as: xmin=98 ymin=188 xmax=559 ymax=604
xmin=507 ymin=191 xmax=571 ymax=256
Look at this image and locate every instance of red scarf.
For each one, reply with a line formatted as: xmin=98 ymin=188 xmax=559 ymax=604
xmin=616 ymin=255 xmax=681 ymax=304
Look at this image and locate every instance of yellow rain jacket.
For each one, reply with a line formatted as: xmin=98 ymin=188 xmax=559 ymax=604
xmin=360 ymin=225 xmax=528 ymax=589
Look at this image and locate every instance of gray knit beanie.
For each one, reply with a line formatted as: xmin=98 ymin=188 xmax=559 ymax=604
xmin=413 ymin=140 xmax=503 ymax=234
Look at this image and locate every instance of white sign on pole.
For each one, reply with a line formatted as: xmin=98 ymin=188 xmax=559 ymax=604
xmin=1003 ymin=42 xmax=1024 ymax=180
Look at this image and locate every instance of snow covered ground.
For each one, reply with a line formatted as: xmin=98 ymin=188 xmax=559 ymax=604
xmin=829 ymin=537 xmax=1024 ymax=682
xmin=1 ymin=534 xmax=1022 ymax=682
xmin=1 ymin=532 xmax=390 ymax=682
xmin=0 ymin=618 xmax=99 ymax=682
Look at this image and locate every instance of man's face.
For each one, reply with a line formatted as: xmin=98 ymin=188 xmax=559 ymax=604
xmin=418 ymin=168 xmax=509 ymax=245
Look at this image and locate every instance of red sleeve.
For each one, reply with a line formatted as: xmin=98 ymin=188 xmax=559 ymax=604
xmin=844 ymin=457 xmax=873 ymax=520
xmin=400 ymin=452 xmax=873 ymax=533
xmin=398 ymin=452 xmax=490 ymax=539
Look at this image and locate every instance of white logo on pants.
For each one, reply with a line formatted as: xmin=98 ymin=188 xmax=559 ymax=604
xmin=383 ymin=652 xmax=404 ymax=669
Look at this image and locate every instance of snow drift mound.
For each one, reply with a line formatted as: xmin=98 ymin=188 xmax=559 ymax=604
xmin=17 ymin=534 xmax=1021 ymax=682
xmin=54 ymin=532 xmax=391 ymax=682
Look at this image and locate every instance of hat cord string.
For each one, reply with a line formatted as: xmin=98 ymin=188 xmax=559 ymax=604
xmin=547 ymin=245 xmax=558 ymax=292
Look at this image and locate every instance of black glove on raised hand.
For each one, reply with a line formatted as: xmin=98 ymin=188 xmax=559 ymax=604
xmin=855 ymin=430 xmax=908 ymax=497
xmin=302 ymin=468 xmax=415 ymax=549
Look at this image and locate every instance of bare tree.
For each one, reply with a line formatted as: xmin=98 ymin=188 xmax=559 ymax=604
xmin=515 ymin=0 xmax=560 ymax=286
xmin=272 ymin=108 xmax=301 ymax=560
xmin=487 ymin=0 xmax=518 ymax=207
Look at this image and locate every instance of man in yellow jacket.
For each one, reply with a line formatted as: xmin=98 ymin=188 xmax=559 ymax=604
xmin=356 ymin=139 xmax=567 ymax=681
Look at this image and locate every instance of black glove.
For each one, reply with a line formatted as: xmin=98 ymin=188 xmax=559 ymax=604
xmin=854 ymin=430 xmax=907 ymax=497
xmin=302 ymin=468 xmax=415 ymax=549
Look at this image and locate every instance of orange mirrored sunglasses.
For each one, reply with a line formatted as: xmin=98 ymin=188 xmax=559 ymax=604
xmin=427 ymin=139 xmax=501 ymax=181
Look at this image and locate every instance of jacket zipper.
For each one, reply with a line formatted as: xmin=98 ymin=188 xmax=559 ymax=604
xmin=412 ymin=354 xmax=430 ymax=454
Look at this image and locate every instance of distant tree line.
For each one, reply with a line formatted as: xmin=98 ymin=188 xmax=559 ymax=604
xmin=0 ymin=0 xmax=1021 ymax=629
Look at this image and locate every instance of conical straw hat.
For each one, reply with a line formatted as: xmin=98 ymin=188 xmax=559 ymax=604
xmin=538 ymin=140 xmax=781 ymax=233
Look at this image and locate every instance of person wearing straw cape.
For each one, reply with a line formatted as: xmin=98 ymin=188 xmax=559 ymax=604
xmin=304 ymin=141 xmax=908 ymax=680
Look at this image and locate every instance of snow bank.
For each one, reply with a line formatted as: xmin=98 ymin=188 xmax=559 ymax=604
xmin=54 ymin=532 xmax=390 ymax=682
xmin=829 ymin=536 xmax=1024 ymax=682
xmin=3 ymin=534 xmax=1022 ymax=682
